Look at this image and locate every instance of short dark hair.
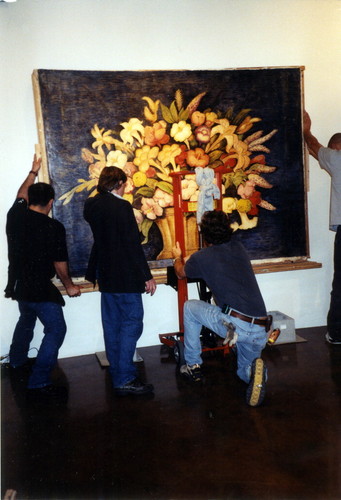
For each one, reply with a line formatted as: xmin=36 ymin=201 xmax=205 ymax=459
xmin=28 ymin=182 xmax=55 ymax=207
xmin=200 ymin=210 xmax=233 ymax=245
xmin=97 ymin=166 xmax=127 ymax=193
xmin=328 ymin=133 xmax=341 ymax=149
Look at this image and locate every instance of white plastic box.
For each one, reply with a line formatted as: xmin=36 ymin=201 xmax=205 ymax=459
xmin=267 ymin=310 xmax=296 ymax=344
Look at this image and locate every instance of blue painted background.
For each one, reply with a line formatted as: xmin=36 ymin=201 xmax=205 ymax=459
xmin=36 ymin=68 xmax=307 ymax=277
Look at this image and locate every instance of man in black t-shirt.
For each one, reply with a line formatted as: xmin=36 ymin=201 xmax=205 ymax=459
xmin=5 ymin=154 xmax=81 ymax=397
xmin=173 ymin=210 xmax=269 ymax=407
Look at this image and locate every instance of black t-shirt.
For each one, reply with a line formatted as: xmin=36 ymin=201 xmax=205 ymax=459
xmin=5 ymin=198 xmax=68 ymax=305
xmin=184 ymin=239 xmax=267 ymax=317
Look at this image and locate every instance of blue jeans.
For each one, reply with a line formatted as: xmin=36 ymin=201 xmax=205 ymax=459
xmin=183 ymin=300 xmax=268 ymax=383
xmin=9 ymin=301 xmax=67 ymax=389
xmin=101 ymin=292 xmax=144 ymax=387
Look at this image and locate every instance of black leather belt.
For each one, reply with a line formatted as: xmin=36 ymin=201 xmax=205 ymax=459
xmin=223 ymin=307 xmax=269 ymax=328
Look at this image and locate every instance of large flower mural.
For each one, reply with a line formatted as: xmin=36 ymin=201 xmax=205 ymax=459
xmin=59 ymin=89 xmax=278 ymax=253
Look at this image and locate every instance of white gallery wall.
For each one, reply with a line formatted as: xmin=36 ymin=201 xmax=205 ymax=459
xmin=1 ymin=0 xmax=340 ymax=359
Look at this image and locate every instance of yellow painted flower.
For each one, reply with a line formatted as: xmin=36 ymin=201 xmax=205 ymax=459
xmin=91 ymin=124 xmax=116 ymax=150
xmin=106 ymin=150 xmax=128 ymax=168
xmin=223 ymin=197 xmax=237 ymax=213
xmin=209 ymin=119 xmax=237 ymax=152
xmin=236 ymin=198 xmax=252 ymax=213
xmin=120 ymin=118 xmax=145 ymax=146
xmin=142 ymin=96 xmax=160 ymax=123
xmin=170 ymin=121 xmax=192 ymax=143
xmin=69 ymin=91 xmax=277 ymax=235
xmin=236 ymin=116 xmax=261 ymax=135
xmin=144 ymin=121 xmax=169 ymax=147
xmin=205 ymin=112 xmax=218 ymax=127
xmin=226 ymin=136 xmax=251 ymax=170
xmin=187 ymin=147 xmax=210 ymax=168
xmin=87 ymin=144 xmax=107 ymax=179
xmin=133 ymin=145 xmax=159 ymax=172
xmin=191 ymin=111 xmax=206 ymax=127
xmin=123 ymin=162 xmax=137 ymax=179
xmin=88 ymin=161 xmax=106 ymax=180
xmin=211 ymin=119 xmax=237 ymax=138
xmin=133 ymin=171 xmax=147 ymax=187
xmin=158 ymin=144 xmax=182 ymax=170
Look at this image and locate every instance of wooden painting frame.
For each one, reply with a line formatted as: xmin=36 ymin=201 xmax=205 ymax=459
xmin=32 ymin=67 xmax=321 ymax=288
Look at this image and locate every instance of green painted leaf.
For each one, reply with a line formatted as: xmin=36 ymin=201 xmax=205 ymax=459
xmin=222 ymin=173 xmax=234 ymax=188
xmin=232 ymin=171 xmax=246 ymax=188
xmin=156 ymin=172 xmax=172 ymax=182
xmin=136 ymin=186 xmax=155 ymax=197
xmin=209 ymin=150 xmax=223 ymax=161
xmin=156 ymin=181 xmax=173 ymax=195
xmin=146 ymin=178 xmax=158 ymax=188
xmin=160 ymin=103 xmax=174 ymax=124
xmin=178 ymin=108 xmax=190 ymax=121
xmin=209 ymin=160 xmax=223 ymax=169
xmin=169 ymin=100 xmax=179 ymax=122
xmin=140 ymin=218 xmax=153 ymax=243
xmin=232 ymin=108 xmax=252 ymax=126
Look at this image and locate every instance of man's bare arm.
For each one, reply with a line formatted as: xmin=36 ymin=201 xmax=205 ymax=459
xmin=172 ymin=241 xmax=187 ymax=279
xmin=17 ymin=154 xmax=42 ymax=201
xmin=54 ymin=261 xmax=81 ymax=297
xmin=303 ymin=111 xmax=324 ymax=160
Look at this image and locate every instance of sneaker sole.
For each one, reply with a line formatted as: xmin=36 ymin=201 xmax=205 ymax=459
xmin=182 ymin=375 xmax=202 ymax=382
xmin=246 ymin=358 xmax=266 ymax=407
xmin=114 ymin=384 xmax=154 ymax=397
xmin=114 ymin=389 xmax=154 ymax=397
xmin=326 ymin=333 xmax=341 ymax=344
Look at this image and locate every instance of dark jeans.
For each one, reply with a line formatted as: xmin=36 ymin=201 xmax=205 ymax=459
xmin=327 ymin=226 xmax=341 ymax=340
xmin=101 ymin=292 xmax=143 ymax=387
xmin=9 ymin=301 xmax=67 ymax=388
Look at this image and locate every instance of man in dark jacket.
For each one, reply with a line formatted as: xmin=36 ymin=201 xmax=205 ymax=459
xmin=5 ymin=154 xmax=81 ymax=397
xmin=84 ymin=166 xmax=156 ymax=396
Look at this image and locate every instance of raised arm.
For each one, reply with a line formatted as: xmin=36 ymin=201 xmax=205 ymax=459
xmin=17 ymin=154 xmax=42 ymax=200
xmin=303 ymin=111 xmax=324 ymax=160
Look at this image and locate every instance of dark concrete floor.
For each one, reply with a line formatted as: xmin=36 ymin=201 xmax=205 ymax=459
xmin=1 ymin=325 xmax=341 ymax=500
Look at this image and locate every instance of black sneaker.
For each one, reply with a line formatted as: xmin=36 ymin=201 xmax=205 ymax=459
xmin=26 ymin=384 xmax=68 ymax=405
xmin=114 ymin=378 xmax=154 ymax=396
xmin=246 ymin=358 xmax=266 ymax=407
xmin=325 ymin=333 xmax=341 ymax=345
xmin=180 ymin=363 xmax=203 ymax=382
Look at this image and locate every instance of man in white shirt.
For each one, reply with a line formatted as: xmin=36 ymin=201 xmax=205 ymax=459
xmin=303 ymin=111 xmax=341 ymax=344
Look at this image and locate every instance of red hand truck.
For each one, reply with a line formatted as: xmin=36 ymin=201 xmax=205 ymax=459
xmin=158 ymin=168 xmax=232 ymax=365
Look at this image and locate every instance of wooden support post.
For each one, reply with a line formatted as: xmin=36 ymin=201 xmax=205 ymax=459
xmin=171 ymin=172 xmax=188 ymax=333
